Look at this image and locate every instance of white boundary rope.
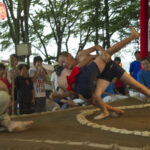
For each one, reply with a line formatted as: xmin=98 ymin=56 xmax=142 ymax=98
xmin=76 ymin=103 xmax=150 ymax=137
xmin=3 ymin=103 xmax=149 ymax=149
xmin=1 ymin=138 xmax=147 ymax=150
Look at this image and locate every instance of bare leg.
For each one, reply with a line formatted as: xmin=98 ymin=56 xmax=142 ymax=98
xmin=1 ymin=120 xmax=34 ymax=132
xmin=106 ymin=26 xmax=140 ymax=56
xmin=120 ymin=72 xmax=150 ymax=97
xmin=92 ymin=79 xmax=110 ymax=120
xmin=94 ymin=47 xmax=147 ymax=98
xmin=105 ymin=103 xmax=124 ymax=115
xmin=92 ymin=98 xmax=124 ymax=115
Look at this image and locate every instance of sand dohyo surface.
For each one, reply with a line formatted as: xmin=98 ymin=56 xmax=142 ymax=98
xmin=0 ymin=97 xmax=150 ymax=150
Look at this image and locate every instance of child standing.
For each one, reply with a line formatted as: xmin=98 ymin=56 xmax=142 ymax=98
xmin=15 ymin=64 xmax=34 ymax=114
xmin=29 ymin=56 xmax=47 ymax=112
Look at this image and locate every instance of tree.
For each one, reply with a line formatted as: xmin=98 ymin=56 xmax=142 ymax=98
xmin=79 ymin=0 xmax=140 ymax=50
xmin=44 ymin=0 xmax=83 ymax=58
xmin=1 ymin=0 xmax=32 ymax=62
xmin=0 ymin=0 xmax=140 ymax=61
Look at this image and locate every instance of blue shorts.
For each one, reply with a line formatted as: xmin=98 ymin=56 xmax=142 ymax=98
xmin=75 ymin=62 xmax=99 ymax=99
xmin=75 ymin=61 xmax=125 ymax=99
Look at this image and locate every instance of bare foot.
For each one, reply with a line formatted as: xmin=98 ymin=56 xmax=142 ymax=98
xmin=94 ymin=112 xmax=109 ymax=120
xmin=110 ymin=112 xmax=119 ymax=117
xmin=110 ymin=107 xmax=125 ymax=115
xmin=116 ymin=109 xmax=125 ymax=115
xmin=129 ymin=26 xmax=140 ymax=39
xmin=8 ymin=121 xmax=34 ymax=132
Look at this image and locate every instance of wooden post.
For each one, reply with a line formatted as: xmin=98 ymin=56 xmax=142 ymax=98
xmin=9 ymin=55 xmax=16 ymax=115
xmin=140 ymin=0 xmax=148 ymax=58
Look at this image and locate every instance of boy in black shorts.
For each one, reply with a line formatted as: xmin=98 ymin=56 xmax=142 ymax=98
xmin=15 ymin=64 xmax=34 ymax=114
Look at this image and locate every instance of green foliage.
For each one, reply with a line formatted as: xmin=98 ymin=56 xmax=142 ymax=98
xmin=44 ymin=55 xmax=56 ymax=64
xmin=0 ymin=0 xmax=140 ymax=60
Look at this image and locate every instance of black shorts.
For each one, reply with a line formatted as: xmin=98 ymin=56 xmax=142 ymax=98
xmin=98 ymin=61 xmax=125 ymax=82
xmin=75 ymin=61 xmax=125 ymax=99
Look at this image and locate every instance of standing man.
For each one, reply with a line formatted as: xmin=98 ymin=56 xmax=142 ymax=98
xmin=129 ymin=51 xmax=141 ymax=80
xmin=29 ymin=56 xmax=47 ymax=112
xmin=7 ymin=54 xmax=19 ymax=83
xmin=7 ymin=54 xmax=19 ymax=114
xmin=51 ymin=62 xmax=60 ymax=92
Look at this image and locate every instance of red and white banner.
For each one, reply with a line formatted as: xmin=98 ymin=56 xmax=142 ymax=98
xmin=0 ymin=2 xmax=7 ymax=20
xmin=148 ymin=1 xmax=150 ymax=52
xmin=140 ymin=0 xmax=148 ymax=58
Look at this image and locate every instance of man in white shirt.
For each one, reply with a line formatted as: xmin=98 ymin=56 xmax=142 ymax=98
xmin=51 ymin=62 xmax=60 ymax=92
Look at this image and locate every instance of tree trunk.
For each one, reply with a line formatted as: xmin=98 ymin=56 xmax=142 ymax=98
xmin=104 ymin=0 xmax=110 ymax=49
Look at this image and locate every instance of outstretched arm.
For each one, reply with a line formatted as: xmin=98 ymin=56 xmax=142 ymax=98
xmin=50 ymin=90 xmax=77 ymax=99
xmin=77 ymin=51 xmax=111 ymax=68
xmin=78 ymin=45 xmax=105 ymax=56
xmin=77 ymin=45 xmax=110 ymax=68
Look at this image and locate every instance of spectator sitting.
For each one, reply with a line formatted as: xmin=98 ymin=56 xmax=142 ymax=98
xmin=0 ymin=63 xmax=11 ymax=92
xmin=50 ymin=66 xmax=72 ymax=109
xmin=137 ymin=57 xmax=150 ymax=99
xmin=0 ymin=63 xmax=12 ymax=115
xmin=50 ymin=66 xmax=86 ymax=109
xmin=129 ymin=51 xmax=140 ymax=80
xmin=47 ymin=63 xmax=62 ymax=111
xmin=114 ymin=57 xmax=127 ymax=95
xmin=15 ymin=64 xmax=34 ymax=114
